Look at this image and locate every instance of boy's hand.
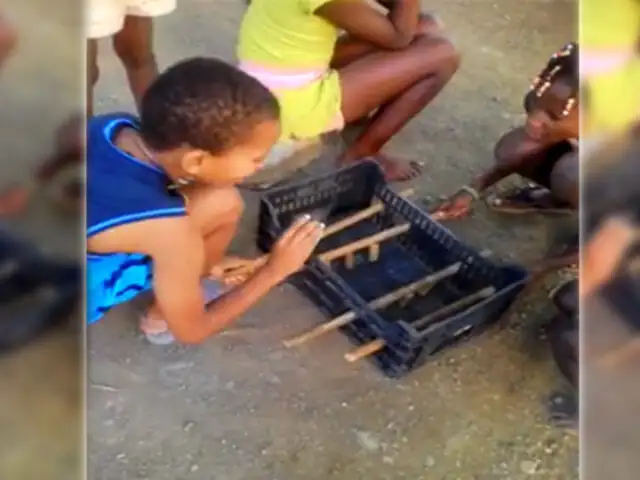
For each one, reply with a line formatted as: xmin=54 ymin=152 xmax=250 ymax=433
xmin=266 ymin=215 xmax=325 ymax=280
xmin=581 ymin=215 xmax=639 ymax=298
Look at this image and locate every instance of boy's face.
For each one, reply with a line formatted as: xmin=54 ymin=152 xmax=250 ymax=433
xmin=525 ymin=81 xmax=579 ymax=144
xmin=183 ymin=119 xmax=281 ymax=187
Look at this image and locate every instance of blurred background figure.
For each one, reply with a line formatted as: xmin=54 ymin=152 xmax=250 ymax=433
xmin=581 ymin=124 xmax=640 ymax=480
xmin=0 ymin=2 xmax=81 ymax=478
xmin=581 ymin=0 xmax=640 ymax=136
xmin=0 ymin=10 xmax=80 ymax=355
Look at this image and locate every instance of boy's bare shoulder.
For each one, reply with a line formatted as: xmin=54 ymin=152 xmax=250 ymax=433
xmin=88 ymin=215 xmax=203 ymax=258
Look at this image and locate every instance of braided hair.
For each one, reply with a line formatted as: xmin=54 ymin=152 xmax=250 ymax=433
xmin=524 ymin=42 xmax=579 ymax=117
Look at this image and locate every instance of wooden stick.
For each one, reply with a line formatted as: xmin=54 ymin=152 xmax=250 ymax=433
xmin=283 ymin=261 xmax=462 ymax=348
xmin=321 ymin=188 xmax=413 ymax=238
xmin=344 ymin=339 xmax=386 ymax=362
xmin=345 ymin=252 xmax=356 ymax=269
xmin=411 ymin=286 xmax=496 ymax=330
xmin=344 ymin=286 xmax=496 ymax=362
xmin=218 ymin=189 xmax=414 ymax=280
xmin=368 ymin=243 xmax=380 ymax=262
xmin=319 ymin=223 xmax=410 ymax=263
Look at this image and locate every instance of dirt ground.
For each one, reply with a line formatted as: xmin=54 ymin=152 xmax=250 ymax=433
xmin=3 ymin=0 xmax=579 ymax=478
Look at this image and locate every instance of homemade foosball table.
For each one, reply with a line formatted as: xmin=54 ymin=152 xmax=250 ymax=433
xmin=256 ymin=161 xmax=529 ymax=378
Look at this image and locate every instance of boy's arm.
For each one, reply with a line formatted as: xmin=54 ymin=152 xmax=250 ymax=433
xmin=150 ymin=216 xmax=323 ymax=344
xmin=152 ymin=236 xmax=281 ymax=344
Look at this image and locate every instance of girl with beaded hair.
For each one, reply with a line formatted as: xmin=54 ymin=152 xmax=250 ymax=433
xmin=432 ymin=42 xmax=579 ymax=221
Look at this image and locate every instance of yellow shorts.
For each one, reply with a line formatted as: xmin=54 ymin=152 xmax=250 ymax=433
xmin=274 ymin=69 xmax=343 ymax=141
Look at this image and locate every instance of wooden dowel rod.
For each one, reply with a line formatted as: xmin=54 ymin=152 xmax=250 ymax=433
xmin=218 ymin=189 xmax=414 ymax=280
xmin=411 ymin=287 xmax=496 ymax=330
xmin=345 ymin=339 xmax=386 ymax=363
xmin=283 ymin=262 xmax=463 ymax=348
xmin=321 ymin=188 xmax=413 ymax=237
xmin=344 ymin=286 xmax=496 ymax=363
xmin=319 ymin=223 xmax=410 ymax=263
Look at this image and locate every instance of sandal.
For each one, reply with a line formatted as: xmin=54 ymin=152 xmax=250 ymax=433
xmin=140 ymin=279 xmax=225 ymax=345
xmin=486 ymin=183 xmax=573 ymax=215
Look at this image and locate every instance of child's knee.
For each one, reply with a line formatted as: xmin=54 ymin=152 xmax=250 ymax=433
xmin=550 ymin=154 xmax=579 ymax=207
xmin=493 ymin=128 xmax=527 ymax=166
xmin=187 ymin=186 xmax=245 ymax=233
xmin=413 ymin=34 xmax=460 ymax=74
xmin=0 ymin=20 xmax=17 ymax=62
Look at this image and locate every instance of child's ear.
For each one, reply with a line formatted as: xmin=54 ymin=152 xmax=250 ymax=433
xmin=181 ymin=150 xmax=208 ymax=177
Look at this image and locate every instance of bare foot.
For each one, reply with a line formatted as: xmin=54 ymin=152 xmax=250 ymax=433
xmin=341 ymin=154 xmax=424 ymax=182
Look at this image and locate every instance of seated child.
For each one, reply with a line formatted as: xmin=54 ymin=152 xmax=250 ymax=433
xmin=432 ymin=42 xmax=579 ymax=219
xmin=0 ymin=11 xmax=82 ymax=211
xmin=87 ymin=57 xmax=324 ymax=344
xmin=237 ymin=0 xmax=460 ymax=182
xmin=0 ymin=13 xmax=80 ymax=354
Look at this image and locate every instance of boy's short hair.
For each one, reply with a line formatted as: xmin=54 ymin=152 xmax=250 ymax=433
xmin=140 ymin=57 xmax=280 ymax=154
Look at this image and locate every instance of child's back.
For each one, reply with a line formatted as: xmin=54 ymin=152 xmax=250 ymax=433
xmin=237 ymin=0 xmax=460 ymax=181
xmin=237 ymin=0 xmax=343 ymax=141
xmin=86 ymin=112 xmax=186 ymax=323
xmin=86 ymin=57 xmax=325 ymax=344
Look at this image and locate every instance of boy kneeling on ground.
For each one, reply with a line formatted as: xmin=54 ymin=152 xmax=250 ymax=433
xmin=87 ymin=57 xmax=324 ymax=344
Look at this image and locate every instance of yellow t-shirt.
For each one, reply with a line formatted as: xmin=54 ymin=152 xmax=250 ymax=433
xmin=582 ymin=0 xmax=640 ymax=134
xmin=237 ymin=0 xmax=345 ymax=140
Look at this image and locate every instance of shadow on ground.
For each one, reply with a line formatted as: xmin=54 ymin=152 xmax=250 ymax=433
xmin=88 ymin=1 xmax=578 ymax=479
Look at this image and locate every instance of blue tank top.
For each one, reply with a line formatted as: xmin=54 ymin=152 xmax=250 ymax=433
xmin=86 ymin=113 xmax=187 ymax=323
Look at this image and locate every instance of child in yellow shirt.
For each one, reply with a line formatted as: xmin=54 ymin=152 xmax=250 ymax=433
xmin=237 ymin=0 xmax=459 ymax=182
xmin=582 ymin=0 xmax=640 ymax=134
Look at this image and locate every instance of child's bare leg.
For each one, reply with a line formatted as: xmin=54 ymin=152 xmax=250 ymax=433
xmin=142 ymin=187 xmax=245 ymax=334
xmin=112 ymin=16 xmax=159 ymax=111
xmin=87 ymin=39 xmax=99 ymax=115
xmin=182 ymin=186 xmax=245 ymax=274
xmin=338 ymin=32 xmax=459 ymax=181
xmin=0 ymin=15 xmax=17 ymax=69
xmin=550 ymin=151 xmax=579 ymax=209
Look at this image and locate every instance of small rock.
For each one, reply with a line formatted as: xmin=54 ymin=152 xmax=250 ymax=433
xmin=425 ymin=456 xmax=436 ymax=467
xmin=116 ymin=453 xmax=126 ymax=460
xmin=183 ymin=421 xmax=195 ymax=432
xmin=520 ymin=460 xmax=539 ymax=474
xmin=354 ymin=430 xmax=380 ymax=452
xmin=190 ymin=464 xmax=199 ymax=473
xmin=383 ymin=456 xmax=394 ymax=465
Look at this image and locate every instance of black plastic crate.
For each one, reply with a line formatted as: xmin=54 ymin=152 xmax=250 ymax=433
xmin=258 ymin=161 xmax=530 ymax=377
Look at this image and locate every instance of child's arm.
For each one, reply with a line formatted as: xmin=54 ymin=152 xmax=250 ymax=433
xmin=0 ymin=13 xmax=17 ymax=70
xmin=150 ymin=216 xmax=323 ymax=344
xmin=315 ymin=0 xmax=420 ymax=50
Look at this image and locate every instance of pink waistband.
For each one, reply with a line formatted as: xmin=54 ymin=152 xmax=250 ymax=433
xmin=581 ymin=50 xmax=633 ymax=77
xmin=238 ymin=62 xmax=326 ymax=90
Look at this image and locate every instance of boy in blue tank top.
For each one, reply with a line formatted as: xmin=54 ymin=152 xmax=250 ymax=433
xmin=87 ymin=57 xmax=325 ymax=344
